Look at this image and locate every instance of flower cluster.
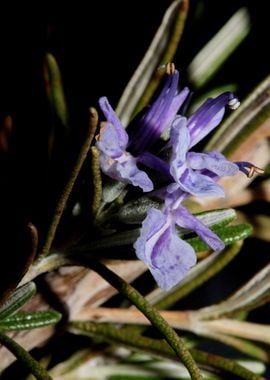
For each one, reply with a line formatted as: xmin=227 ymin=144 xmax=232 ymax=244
xmin=96 ymin=63 xmax=261 ymax=290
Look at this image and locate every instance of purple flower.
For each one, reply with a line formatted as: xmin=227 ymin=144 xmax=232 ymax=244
xmin=169 ymin=111 xmax=239 ymax=197
xmin=166 ymin=92 xmax=262 ymax=198
xmin=96 ymin=98 xmax=153 ymax=192
xmin=96 ymin=64 xmax=189 ymax=191
xmin=96 ymin=116 xmax=153 ymax=192
xmin=134 ymin=92 xmax=252 ymax=290
xmin=96 ymin=63 xmax=263 ymax=290
xmin=128 ymin=63 xmax=189 ymax=155
xmin=134 ymin=208 xmax=196 ymax=290
xmin=134 ymin=203 xmax=224 ymax=290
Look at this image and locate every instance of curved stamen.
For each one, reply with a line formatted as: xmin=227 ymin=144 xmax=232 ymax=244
xmin=236 ymin=161 xmax=264 ymax=177
xmin=247 ymin=165 xmax=264 ymax=178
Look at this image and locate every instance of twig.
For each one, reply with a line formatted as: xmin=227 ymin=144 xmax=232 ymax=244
xmin=90 ymin=146 xmax=102 ymax=217
xmin=0 ymin=332 xmax=52 ymax=380
xmin=86 ymin=260 xmax=203 ymax=380
xmin=39 ymin=108 xmax=98 ymax=259
xmin=76 ymin=306 xmax=191 ymax=328
xmin=76 ymin=305 xmax=270 ymax=346
xmin=201 ymin=319 xmax=270 ymax=344
xmin=19 ymin=254 xmax=73 ymax=286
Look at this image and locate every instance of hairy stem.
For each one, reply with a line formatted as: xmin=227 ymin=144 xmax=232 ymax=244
xmin=86 ymin=260 xmax=203 ymax=380
xmin=70 ymin=321 xmax=263 ymax=380
xmin=90 ymin=146 xmax=102 ymax=217
xmin=39 ymin=108 xmax=98 ymax=259
xmin=0 ymin=332 xmax=52 ymax=380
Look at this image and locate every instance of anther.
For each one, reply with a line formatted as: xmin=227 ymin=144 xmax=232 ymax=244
xmin=247 ymin=165 xmax=264 ymax=178
xmin=166 ymin=62 xmax=176 ymax=75
xmin=228 ymin=97 xmax=240 ymax=110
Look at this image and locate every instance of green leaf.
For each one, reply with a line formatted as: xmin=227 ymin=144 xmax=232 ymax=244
xmin=186 ymin=208 xmax=237 ymax=230
xmin=188 ymin=8 xmax=250 ymax=89
xmin=117 ymin=201 xmax=236 ymax=227
xmin=39 ymin=108 xmax=98 ymax=260
xmin=0 ymin=310 xmax=62 ymax=331
xmin=206 ymin=73 xmax=270 ymax=156
xmin=197 ymin=331 xmax=269 ymax=363
xmin=0 ymin=282 xmax=36 ymax=321
xmin=197 ymin=261 xmax=270 ymax=319
xmin=116 ymin=196 xmax=161 ymax=224
xmin=79 ymin=208 xmax=239 ymax=254
xmin=116 ymin=0 xmax=189 ymax=126
xmin=51 ymin=352 xmax=220 ymax=380
xmin=0 ymin=332 xmax=52 ymax=380
xmin=188 ymin=223 xmax=252 ymax=252
xmin=44 ymin=53 xmax=68 ymax=128
xmin=70 ymin=321 xmax=263 ymax=380
xmin=101 ymin=179 xmax=126 ymax=206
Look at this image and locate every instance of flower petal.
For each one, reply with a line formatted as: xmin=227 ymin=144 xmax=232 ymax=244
xmin=187 ymin=92 xmax=234 ymax=148
xmin=187 ymin=151 xmax=239 ymax=177
xmin=96 ymin=122 xmax=127 ymax=158
xmin=128 ymin=72 xmax=189 ymax=155
xmin=179 ymin=168 xmax=225 ymax=197
xmin=96 ymin=119 xmax=153 ymax=192
xmin=134 ymin=208 xmax=168 ymax=263
xmin=150 ymin=227 xmax=197 ymax=290
xmin=99 ymin=151 xmax=153 ymax=192
xmin=134 ymin=208 xmax=196 ymax=290
xmin=167 ymin=87 xmax=190 ymax=123
xmin=138 ymin=151 xmax=171 ymax=178
xmin=99 ymin=97 xmax=129 ymax=149
xmin=174 ymin=206 xmax=225 ymax=252
xmin=169 ymin=116 xmax=190 ymax=181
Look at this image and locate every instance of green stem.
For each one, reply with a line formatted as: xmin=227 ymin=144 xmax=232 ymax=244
xmin=90 ymin=146 xmax=102 ymax=217
xmin=44 ymin=53 xmax=68 ymax=128
xmin=0 ymin=332 xmax=52 ymax=380
xmin=200 ymin=332 xmax=269 ymax=363
xmin=87 ymin=260 xmax=203 ymax=380
xmin=39 ymin=108 xmax=98 ymax=259
xmin=70 ymin=321 xmax=263 ymax=380
xmin=195 ymin=351 xmax=264 ymax=380
xmin=20 ymin=253 xmax=73 ymax=285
